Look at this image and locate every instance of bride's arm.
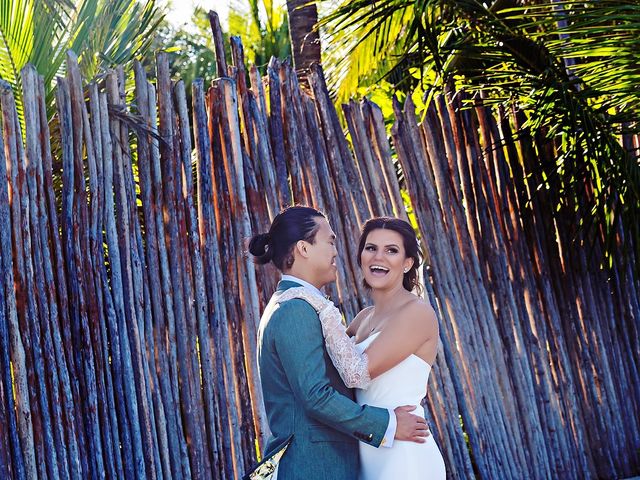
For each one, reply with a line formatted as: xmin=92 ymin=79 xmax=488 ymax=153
xmin=277 ymin=288 xmax=371 ymax=387
xmin=364 ymin=302 xmax=437 ymax=378
xmin=315 ymin=303 xmax=372 ymax=388
xmin=277 ymin=288 xmax=437 ymax=387
xmin=319 ymin=300 xmax=437 ymax=383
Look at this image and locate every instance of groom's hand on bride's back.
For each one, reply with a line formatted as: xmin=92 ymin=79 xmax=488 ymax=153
xmin=394 ymin=405 xmax=430 ymax=443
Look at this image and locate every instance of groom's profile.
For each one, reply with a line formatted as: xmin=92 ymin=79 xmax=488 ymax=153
xmin=248 ymin=206 xmax=428 ymax=479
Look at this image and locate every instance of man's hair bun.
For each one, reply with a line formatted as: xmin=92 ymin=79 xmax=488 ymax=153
xmin=248 ymin=233 xmax=273 ymax=264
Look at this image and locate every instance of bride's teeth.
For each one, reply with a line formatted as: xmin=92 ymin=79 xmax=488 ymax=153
xmin=370 ymin=265 xmax=389 ymax=273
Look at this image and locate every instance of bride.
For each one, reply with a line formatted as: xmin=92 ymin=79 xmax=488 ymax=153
xmin=279 ymin=217 xmax=446 ymax=480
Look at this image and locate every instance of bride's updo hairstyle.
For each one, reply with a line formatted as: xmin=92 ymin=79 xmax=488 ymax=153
xmin=357 ymin=217 xmax=423 ymax=293
xmin=249 ymin=205 xmax=325 ymax=271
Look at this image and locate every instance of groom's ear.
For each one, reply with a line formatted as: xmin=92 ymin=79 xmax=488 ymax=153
xmin=296 ymin=240 xmax=310 ymax=259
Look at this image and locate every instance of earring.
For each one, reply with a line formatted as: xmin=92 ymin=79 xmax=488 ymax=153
xmin=403 ymin=268 xmax=408 ymax=273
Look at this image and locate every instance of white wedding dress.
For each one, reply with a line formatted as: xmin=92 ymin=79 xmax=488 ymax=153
xmin=355 ymin=332 xmax=445 ymax=480
xmin=277 ymin=288 xmax=446 ymax=480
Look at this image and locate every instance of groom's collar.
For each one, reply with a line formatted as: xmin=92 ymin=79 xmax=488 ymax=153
xmin=278 ymin=274 xmax=325 ymax=298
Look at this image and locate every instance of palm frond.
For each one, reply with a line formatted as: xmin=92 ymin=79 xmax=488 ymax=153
xmin=321 ymin=0 xmax=640 ymax=268
xmin=321 ymin=0 xmax=417 ymax=102
xmin=0 ymin=0 xmax=163 ymax=129
xmin=227 ymin=0 xmax=290 ymax=71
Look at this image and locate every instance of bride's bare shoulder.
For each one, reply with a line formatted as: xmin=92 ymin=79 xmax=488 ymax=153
xmin=397 ymin=296 xmax=438 ymax=336
xmin=346 ymin=306 xmax=373 ymax=337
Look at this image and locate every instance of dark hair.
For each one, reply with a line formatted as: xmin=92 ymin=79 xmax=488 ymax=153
xmin=357 ymin=217 xmax=423 ymax=293
xmin=249 ymin=206 xmax=325 ymax=271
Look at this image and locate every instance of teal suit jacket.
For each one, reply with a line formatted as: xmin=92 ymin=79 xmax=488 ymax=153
xmin=257 ymin=280 xmax=389 ymax=479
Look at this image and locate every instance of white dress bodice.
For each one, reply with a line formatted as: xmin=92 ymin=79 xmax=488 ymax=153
xmin=355 ymin=332 xmax=446 ymax=480
xmin=355 ymin=332 xmax=431 ymax=409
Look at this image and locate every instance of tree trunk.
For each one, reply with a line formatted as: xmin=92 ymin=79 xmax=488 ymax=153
xmin=286 ymin=0 xmax=321 ymax=76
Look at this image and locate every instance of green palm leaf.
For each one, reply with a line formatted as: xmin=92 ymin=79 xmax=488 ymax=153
xmin=0 ymin=0 xmax=163 ymax=127
xmin=322 ymin=0 xmax=640 ymax=268
xmin=228 ymin=0 xmax=291 ymax=70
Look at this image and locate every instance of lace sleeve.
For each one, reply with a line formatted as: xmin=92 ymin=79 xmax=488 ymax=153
xmin=277 ymin=288 xmax=371 ymax=389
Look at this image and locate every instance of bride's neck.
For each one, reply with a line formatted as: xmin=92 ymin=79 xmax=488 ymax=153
xmin=370 ymin=283 xmax=408 ymax=314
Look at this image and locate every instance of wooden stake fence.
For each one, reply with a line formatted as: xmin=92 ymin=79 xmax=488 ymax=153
xmin=0 ymin=22 xmax=638 ymax=480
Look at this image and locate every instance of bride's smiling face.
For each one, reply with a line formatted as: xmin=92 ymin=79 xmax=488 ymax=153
xmin=360 ymin=228 xmax=414 ymax=291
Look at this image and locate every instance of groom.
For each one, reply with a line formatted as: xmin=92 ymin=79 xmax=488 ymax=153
xmin=256 ymin=210 xmax=428 ymax=478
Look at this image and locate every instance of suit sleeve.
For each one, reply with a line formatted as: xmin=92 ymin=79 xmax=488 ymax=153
xmin=272 ymin=299 xmax=390 ymax=447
